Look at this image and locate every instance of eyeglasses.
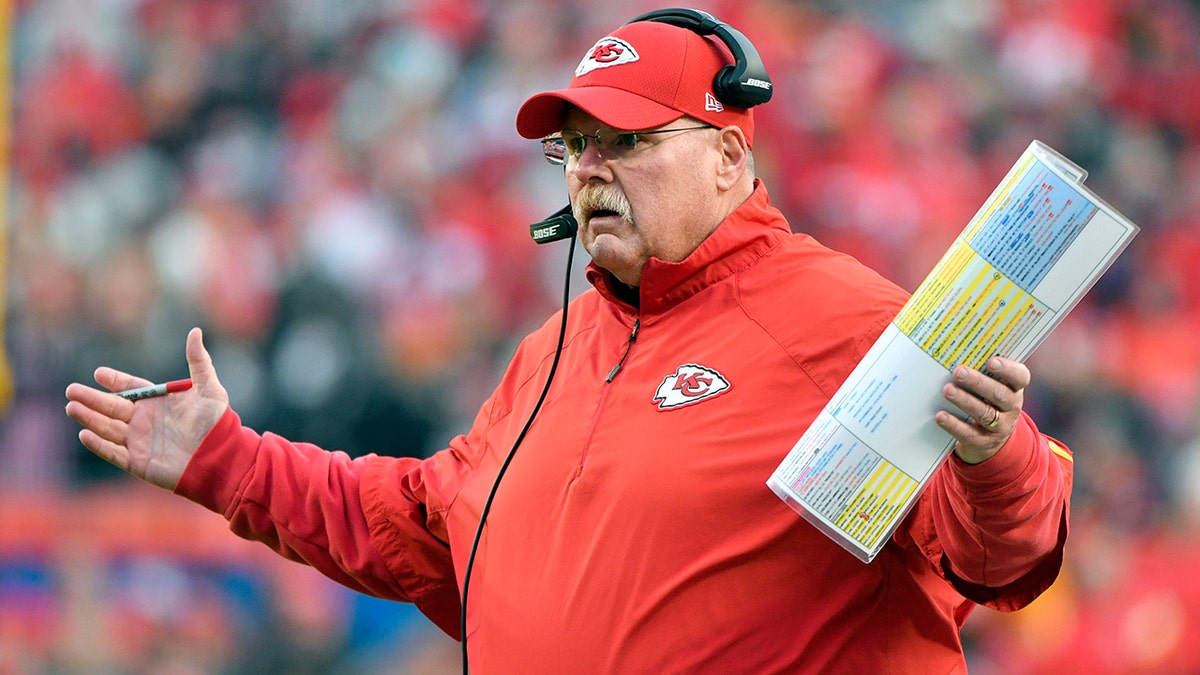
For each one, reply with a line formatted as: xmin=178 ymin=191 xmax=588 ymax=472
xmin=541 ymin=125 xmax=716 ymax=165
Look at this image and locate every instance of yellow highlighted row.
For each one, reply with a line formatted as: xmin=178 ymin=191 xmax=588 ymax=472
xmin=898 ymin=250 xmax=1036 ymax=371
xmin=835 ymin=461 xmax=919 ymax=548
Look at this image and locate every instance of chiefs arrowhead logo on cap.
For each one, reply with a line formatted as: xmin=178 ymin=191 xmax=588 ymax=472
xmin=576 ymin=37 xmax=640 ymax=77
xmin=653 ymin=364 xmax=731 ymax=411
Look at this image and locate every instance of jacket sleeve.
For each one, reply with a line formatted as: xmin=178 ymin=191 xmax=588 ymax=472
xmin=896 ymin=411 xmax=1074 ymax=611
xmin=174 ymin=407 xmax=465 ymax=637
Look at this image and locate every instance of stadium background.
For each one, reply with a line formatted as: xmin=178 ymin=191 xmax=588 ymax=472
xmin=2 ymin=0 xmax=1199 ymax=672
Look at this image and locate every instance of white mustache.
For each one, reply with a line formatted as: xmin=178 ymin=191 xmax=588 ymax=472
xmin=573 ymin=186 xmax=632 ymax=226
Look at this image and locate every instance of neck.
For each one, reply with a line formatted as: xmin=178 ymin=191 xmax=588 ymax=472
xmin=611 ymin=278 xmax=640 ymax=307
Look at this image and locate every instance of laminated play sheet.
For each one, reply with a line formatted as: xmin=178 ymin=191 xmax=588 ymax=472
xmin=767 ymin=141 xmax=1139 ymax=562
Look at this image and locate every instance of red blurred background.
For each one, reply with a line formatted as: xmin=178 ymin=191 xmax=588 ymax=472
xmin=3 ymin=0 xmax=1200 ymax=672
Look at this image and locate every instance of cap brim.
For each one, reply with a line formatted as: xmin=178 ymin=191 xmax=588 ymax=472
xmin=516 ymin=86 xmax=685 ymax=139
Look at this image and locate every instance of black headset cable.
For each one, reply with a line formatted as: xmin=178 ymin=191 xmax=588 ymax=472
xmin=459 ymin=232 xmax=576 ymax=673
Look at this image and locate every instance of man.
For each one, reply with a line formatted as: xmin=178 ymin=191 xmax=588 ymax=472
xmin=65 ymin=13 xmax=1071 ymax=673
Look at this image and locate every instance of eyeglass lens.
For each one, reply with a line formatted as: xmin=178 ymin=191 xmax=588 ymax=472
xmin=540 ymin=125 xmax=714 ymax=165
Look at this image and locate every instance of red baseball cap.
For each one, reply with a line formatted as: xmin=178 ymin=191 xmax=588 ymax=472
xmin=515 ymin=20 xmax=755 ymax=147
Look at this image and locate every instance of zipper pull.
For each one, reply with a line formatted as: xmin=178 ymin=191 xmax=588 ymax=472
xmin=606 ymin=319 xmax=640 ymax=382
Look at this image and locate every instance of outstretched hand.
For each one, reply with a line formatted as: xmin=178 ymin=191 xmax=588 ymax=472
xmin=64 ymin=327 xmax=229 ymax=490
xmin=935 ymin=356 xmax=1030 ymax=465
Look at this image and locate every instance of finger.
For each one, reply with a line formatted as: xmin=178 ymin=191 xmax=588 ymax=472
xmin=935 ymin=409 xmax=999 ymax=447
xmin=942 ymin=380 xmax=999 ymax=427
xmin=981 ymin=404 xmax=1001 ymax=429
xmin=952 ymin=364 xmax=1017 ymax=413
xmin=65 ymin=382 xmax=135 ymax=424
xmin=65 ymin=399 xmax=132 ymax=446
xmin=936 ymin=410 xmax=980 ymax=439
xmin=935 ymin=410 xmax=1008 ymax=464
xmin=93 ymin=366 xmax=152 ymax=395
xmin=77 ymin=427 xmax=132 ymax=472
xmin=971 ymin=402 xmax=1000 ymax=430
xmin=985 ymin=357 xmax=1031 ymax=392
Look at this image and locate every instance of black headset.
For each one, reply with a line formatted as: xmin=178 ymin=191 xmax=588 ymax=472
xmin=529 ymin=8 xmax=772 ymax=244
xmin=626 ymin=7 xmax=773 ymax=109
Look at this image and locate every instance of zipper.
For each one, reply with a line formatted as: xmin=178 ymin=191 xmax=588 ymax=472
xmin=572 ymin=317 xmax=640 ymax=484
xmin=606 ymin=319 xmax=640 ymax=382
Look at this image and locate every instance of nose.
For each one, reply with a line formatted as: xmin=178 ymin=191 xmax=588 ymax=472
xmin=570 ymin=143 xmax=614 ymax=184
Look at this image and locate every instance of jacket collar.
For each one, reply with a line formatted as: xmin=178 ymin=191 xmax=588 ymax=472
xmin=586 ymin=180 xmax=791 ymax=316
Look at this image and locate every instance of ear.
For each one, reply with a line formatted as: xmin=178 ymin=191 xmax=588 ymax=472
xmin=714 ymin=126 xmax=750 ymax=192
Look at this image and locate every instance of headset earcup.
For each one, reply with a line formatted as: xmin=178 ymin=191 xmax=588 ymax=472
xmin=713 ymin=64 xmax=742 ymax=106
xmin=628 ymin=8 xmax=772 ymax=109
xmin=715 ymin=67 xmax=772 ymax=108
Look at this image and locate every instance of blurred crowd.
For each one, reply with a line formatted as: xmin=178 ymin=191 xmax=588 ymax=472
xmin=2 ymin=0 xmax=1199 ymax=672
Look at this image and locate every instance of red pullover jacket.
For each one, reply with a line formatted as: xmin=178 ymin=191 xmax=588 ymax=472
xmin=176 ymin=183 xmax=1072 ymax=673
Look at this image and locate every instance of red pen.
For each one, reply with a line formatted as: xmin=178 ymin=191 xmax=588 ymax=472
xmin=116 ymin=378 xmax=193 ymax=401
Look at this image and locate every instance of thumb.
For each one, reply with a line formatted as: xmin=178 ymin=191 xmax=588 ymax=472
xmin=185 ymin=327 xmax=223 ymax=396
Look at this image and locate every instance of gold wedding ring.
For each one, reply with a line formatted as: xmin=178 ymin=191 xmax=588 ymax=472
xmin=981 ymin=406 xmax=1001 ymax=431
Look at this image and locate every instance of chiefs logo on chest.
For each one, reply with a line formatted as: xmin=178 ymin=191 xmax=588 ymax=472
xmin=653 ymin=364 xmax=732 ymax=411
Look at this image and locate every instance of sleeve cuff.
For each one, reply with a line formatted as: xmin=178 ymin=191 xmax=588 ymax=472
xmin=173 ymin=407 xmax=260 ymax=517
xmin=948 ymin=411 xmax=1042 ymax=494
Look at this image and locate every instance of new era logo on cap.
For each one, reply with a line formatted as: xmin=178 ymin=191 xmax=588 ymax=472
xmin=705 ymin=92 xmax=724 ymax=113
xmin=576 ymin=37 xmax=640 ymax=76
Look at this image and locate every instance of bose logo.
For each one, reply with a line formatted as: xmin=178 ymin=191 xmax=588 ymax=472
xmin=532 ymin=226 xmax=558 ymax=239
xmin=744 ymin=78 xmax=772 ymax=90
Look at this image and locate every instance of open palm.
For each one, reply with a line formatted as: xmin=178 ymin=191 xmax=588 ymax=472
xmin=65 ymin=328 xmax=230 ymax=490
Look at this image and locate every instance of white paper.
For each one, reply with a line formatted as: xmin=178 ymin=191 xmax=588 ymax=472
xmin=767 ymin=141 xmax=1139 ymax=562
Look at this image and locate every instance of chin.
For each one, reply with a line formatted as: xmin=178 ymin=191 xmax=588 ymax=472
xmin=585 ymin=245 xmax=623 ymax=271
